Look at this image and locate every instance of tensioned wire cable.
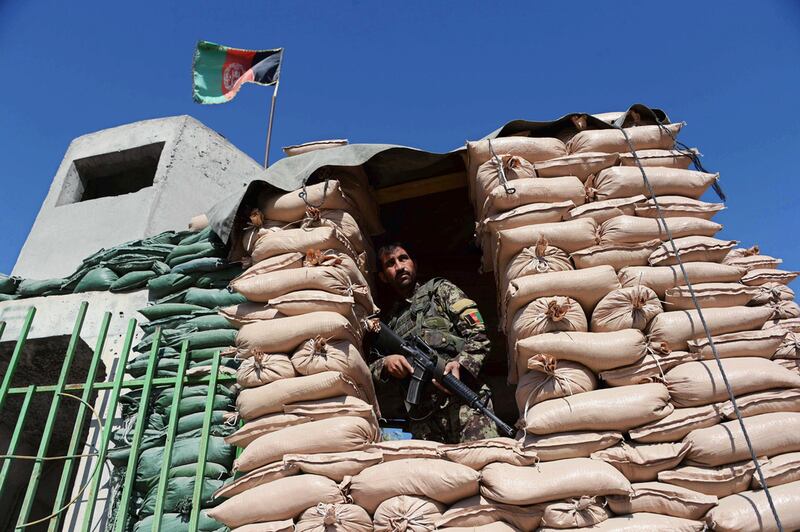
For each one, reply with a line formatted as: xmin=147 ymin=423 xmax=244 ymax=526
xmin=612 ymin=115 xmax=783 ymax=531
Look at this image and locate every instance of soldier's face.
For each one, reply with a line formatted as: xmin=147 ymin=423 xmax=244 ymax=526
xmin=379 ymin=246 xmax=417 ymax=295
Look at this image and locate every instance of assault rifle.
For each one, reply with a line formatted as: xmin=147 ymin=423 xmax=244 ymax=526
xmin=371 ymin=321 xmax=515 ymax=438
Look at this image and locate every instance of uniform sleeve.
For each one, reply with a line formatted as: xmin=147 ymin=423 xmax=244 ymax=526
xmin=437 ymin=281 xmax=491 ymax=379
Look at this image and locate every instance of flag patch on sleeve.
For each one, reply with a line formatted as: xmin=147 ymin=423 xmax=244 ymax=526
xmin=462 ymin=309 xmax=484 ymax=325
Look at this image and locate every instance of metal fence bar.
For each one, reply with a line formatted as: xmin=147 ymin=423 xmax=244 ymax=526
xmin=151 ymin=340 xmax=190 ymax=532
xmin=16 ymin=301 xmax=88 ymax=529
xmin=48 ymin=311 xmax=112 ymax=532
xmin=0 ymin=307 xmax=36 ymax=413
xmin=188 ymin=350 xmax=220 ymax=529
xmin=79 ymin=319 xmax=138 ymax=532
xmin=0 ymin=385 xmax=36 ymax=499
xmin=6 ymin=374 xmax=236 ymax=395
xmin=113 ymin=328 xmax=161 ymax=532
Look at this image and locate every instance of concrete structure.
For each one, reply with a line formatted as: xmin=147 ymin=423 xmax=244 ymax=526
xmin=13 ymin=115 xmax=266 ymax=279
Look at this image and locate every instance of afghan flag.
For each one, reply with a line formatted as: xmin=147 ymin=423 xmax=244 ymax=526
xmin=192 ymin=41 xmax=282 ymax=104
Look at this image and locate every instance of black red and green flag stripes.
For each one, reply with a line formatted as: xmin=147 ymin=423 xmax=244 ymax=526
xmin=192 ymin=41 xmax=282 ymax=104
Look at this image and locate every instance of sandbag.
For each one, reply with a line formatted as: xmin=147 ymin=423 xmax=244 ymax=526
xmin=597 ymin=215 xmax=722 ymax=245
xmin=234 ymin=416 xmax=376 ymax=473
xmin=599 ymin=350 xmax=699 ymax=387
xmin=718 ymin=388 xmax=800 ymax=419
xmin=502 ymin=238 xmax=573 ymax=285
xmin=473 ymin=154 xmax=538 ymax=212
xmin=540 ymin=497 xmax=611 ymax=529
xmin=724 ymin=253 xmax=783 ymax=272
xmin=183 ymin=287 xmax=247 ymax=309
xmin=466 ymin=137 xmax=568 ymax=183
xmin=260 ymin=181 xmax=353 ymax=221
xmin=438 ymin=438 xmax=536 ymax=470
xmin=206 ymin=475 xmax=344 ymax=528
xmin=659 ymin=460 xmax=758 ymax=497
xmin=591 ymin=286 xmax=662 ymax=332
xmin=483 ymin=177 xmax=585 ymax=216
xmin=619 ymin=262 xmax=745 ymax=298
xmin=224 ymin=413 xmax=308 ymax=448
xmin=284 ymin=450 xmax=383 ymax=482
xmin=110 ymin=270 xmax=156 ymax=292
xmin=591 ymin=441 xmax=691 ymax=481
xmin=440 ymin=524 xmax=520 ymax=532
xmin=232 ymin=252 xmax=304 ymax=281
xmin=607 ymin=481 xmax=718 ymax=521
xmin=372 ymin=495 xmax=446 ymax=532
xmin=516 ymin=355 xmax=596 ymax=412
xmin=236 ymin=353 xmax=296 ymax=389
xmin=368 ymin=439 xmax=442 ymax=461
xmin=232 ymin=521 xmax=297 ymax=532
xmin=587 ymin=165 xmax=717 ymax=201
xmin=685 ymin=412 xmax=800 ymax=466
xmin=749 ymin=282 xmax=795 ymax=306
xmin=267 ymin=290 xmax=355 ymax=317
xmin=214 ymin=461 xmax=299 ymax=499
xmin=523 ymin=383 xmax=673 ymax=435
xmin=436 ymin=494 xmax=542 ymax=530
xmin=528 ymin=151 xmax=618 ymax=181
xmin=646 ymin=306 xmax=774 ymax=350
xmin=666 ymin=358 xmax=800 ymax=407
xmin=775 ymin=337 xmax=800 ymax=361
xmin=649 ymin=236 xmax=738 ymax=266
xmin=295 ymin=503 xmax=372 ymax=532
xmin=566 ymin=123 xmax=682 ymax=154
xmin=571 ymin=240 xmax=661 ymax=271
xmin=520 ymin=431 xmax=623 ymax=462
xmin=219 ymin=303 xmax=284 ymax=327
xmin=236 ymin=371 xmax=365 ymax=421
xmin=494 ymin=219 xmax=598 ymax=275
xmin=510 ymin=297 xmax=588 ymax=343
xmin=665 ymin=282 xmax=759 ymax=310
xmin=234 ymin=312 xmax=358 ymax=357
xmin=251 ymin=226 xmax=356 ymax=264
xmin=751 ymin=452 xmax=800 ymax=488
xmin=742 ymin=268 xmax=799 ymax=287
xmin=629 ymin=405 xmax=723 ymax=444
xmin=768 ymin=300 xmax=800 ymax=320
xmin=349 ymin=458 xmax=480 ymax=513
xmin=542 ymin=513 xmax=705 ymax=531
xmin=480 ymin=459 xmax=632 ymax=505
xmin=230 ymin=266 xmax=358 ymax=303
xmin=705 ymin=480 xmax=800 ymax=532
xmin=566 ymin=195 xmax=645 ymax=224
xmin=618 ymin=148 xmax=697 ymax=168
xmin=283 ymin=395 xmax=376 ymax=421
xmin=634 ymin=195 xmax=725 ymax=220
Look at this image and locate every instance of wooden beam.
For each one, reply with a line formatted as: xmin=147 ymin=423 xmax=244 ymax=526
xmin=375 ymin=172 xmax=467 ymax=205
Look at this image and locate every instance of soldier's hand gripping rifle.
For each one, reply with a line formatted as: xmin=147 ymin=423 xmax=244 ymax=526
xmin=371 ymin=321 xmax=515 ymax=438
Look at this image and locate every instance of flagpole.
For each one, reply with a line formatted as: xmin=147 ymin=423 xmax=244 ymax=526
xmin=263 ymin=79 xmax=280 ymax=168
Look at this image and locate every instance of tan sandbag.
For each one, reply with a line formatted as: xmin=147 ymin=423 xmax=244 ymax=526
xmin=349 ymin=458 xmax=480 ymax=513
xmin=751 ymin=452 xmax=800 ymax=488
xmin=705 ymin=480 xmax=800 ymax=532
xmin=571 ymin=240 xmax=661 ymax=271
xmin=619 ymin=262 xmax=745 ymax=298
xmin=473 ymin=155 xmax=538 ymax=211
xmin=516 ymin=329 xmax=649 ymax=376
xmin=749 ymin=282 xmax=795 ymax=306
xmin=295 ymin=503 xmax=372 ymax=532
xmin=597 ymin=215 xmax=722 ymax=245
xmin=214 ymin=461 xmax=299 ymax=499
xmin=235 ymin=312 xmax=359 ymax=357
xmin=516 ymin=355 xmax=596 ymax=412
xmin=591 ymin=441 xmax=691 ymax=481
xmin=764 ymin=317 xmax=800 ymax=332
xmin=268 ymin=290 xmax=356 ymax=317
xmin=503 ymin=266 xmax=620 ymax=331
xmin=502 ymin=239 xmax=573 ymax=286
xmin=440 ymin=524 xmax=520 ymax=532
xmin=523 ymin=383 xmax=673 ymax=435
xmin=618 ymin=148 xmax=698 ymax=169
xmin=768 ymin=300 xmax=800 ymax=320
xmin=284 ymin=450 xmax=383 ymax=482
xmin=521 ymin=431 xmax=623 ymax=461
xmin=588 ymin=165 xmax=717 ymax=201
xmin=606 ymin=481 xmax=718 ymax=521
xmin=540 ymin=497 xmax=611 ymax=529
xmin=283 ymin=138 xmax=348 ymax=156
xmin=540 ymin=512 xmax=705 ymax=531
xmin=494 ymin=219 xmax=598 ymax=275
xmin=236 ymin=353 xmax=296 ymax=389
xmin=206 ymin=474 xmax=344 ymax=528
xmin=236 ymin=371 xmax=365 ymax=421
xmin=629 ymin=405 xmax=723 ymax=444
xmin=480 ymin=459 xmax=632 ymax=505
xmin=566 ymin=194 xmax=644 ymax=224
xmin=723 ymin=244 xmax=760 ymax=262
xmin=724 ymin=253 xmax=782 ymax=271
xmin=599 ymin=351 xmax=699 ymax=387
xmin=219 ymin=303 xmax=284 ymax=327
xmin=718 ymin=388 xmax=800 ymax=419
xmin=667 ymin=358 xmax=800 ymax=407
xmin=634 ymin=195 xmax=725 ymax=220
xmin=234 ymin=416 xmax=377 ymax=473
xmin=776 ymin=344 xmax=800 ymax=365
xmin=282 ymin=395 xmax=376 ymax=421
xmin=646 ymin=306 xmax=774 ymax=350
xmin=649 ymin=236 xmax=738 ymax=266
xmin=466 ymin=137 xmax=568 ymax=182
xmin=230 ymin=265 xmax=354 ymax=303
xmin=529 ymin=151 xmax=619 ymax=181
xmin=373 ymin=495 xmax=446 ymax=532
xmin=232 ymin=252 xmax=305 ymax=282
xmin=483 ymin=176 xmax=585 ymax=216
xmin=188 ymin=213 xmax=209 ymax=232
xmin=591 ymin=286 xmax=663 ymax=332
xmin=439 ymin=437 xmax=537 ymax=470
xmin=261 ymin=181 xmax=353 ymax=222
xmin=742 ymin=268 xmax=799 ymax=286
xmin=658 ymin=460 xmax=758 ymax=497
xmin=331 ymin=167 xmax=384 ymax=236
xmin=304 ymin=209 xmax=368 ymax=254
xmin=436 ymin=494 xmax=542 ymax=530
xmin=685 ymin=412 xmax=800 ymax=466
xmin=230 ymin=521 xmax=295 ymax=532
xmin=510 ymin=297 xmax=588 ymax=345
xmin=251 ymin=226 xmax=357 ymax=264
xmin=368 ymin=439 xmax=442 ymax=461
xmin=665 ymin=282 xmax=759 ymax=310
xmin=225 ymin=413 xmax=309 ymax=448
xmin=566 ymin=123 xmax=682 ymax=154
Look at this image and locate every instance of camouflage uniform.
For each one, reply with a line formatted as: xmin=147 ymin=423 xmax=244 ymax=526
xmin=369 ymin=278 xmax=499 ymax=443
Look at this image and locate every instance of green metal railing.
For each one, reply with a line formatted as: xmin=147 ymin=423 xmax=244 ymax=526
xmin=0 ymin=302 xmax=235 ymax=531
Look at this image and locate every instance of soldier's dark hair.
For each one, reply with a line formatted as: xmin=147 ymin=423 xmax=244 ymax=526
xmin=376 ymin=242 xmax=414 ymax=264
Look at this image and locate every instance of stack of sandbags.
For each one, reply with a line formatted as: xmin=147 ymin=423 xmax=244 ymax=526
xmin=466 ymin=116 xmax=800 ymax=530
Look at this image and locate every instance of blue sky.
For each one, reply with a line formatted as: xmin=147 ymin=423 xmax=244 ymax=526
xmin=1 ymin=1 xmax=799 ymax=276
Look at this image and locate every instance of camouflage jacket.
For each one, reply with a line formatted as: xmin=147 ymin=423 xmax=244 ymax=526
xmin=370 ymin=278 xmax=490 ymax=381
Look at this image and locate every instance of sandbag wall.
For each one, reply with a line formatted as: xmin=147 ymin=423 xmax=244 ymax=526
xmin=466 ymin=117 xmax=800 ymax=531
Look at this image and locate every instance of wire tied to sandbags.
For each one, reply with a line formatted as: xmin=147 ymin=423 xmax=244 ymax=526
xmin=300 ymin=168 xmax=332 ymax=208
xmin=614 ymin=122 xmax=784 ymax=532
xmin=487 ymin=138 xmax=516 ymax=195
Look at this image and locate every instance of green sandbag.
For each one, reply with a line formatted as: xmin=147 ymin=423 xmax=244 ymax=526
xmin=136 ymin=436 xmax=234 ymax=483
xmin=16 ymin=278 xmax=66 ymax=298
xmin=147 ymin=273 xmax=194 ymax=299
xmin=136 ymin=329 xmax=186 ymax=354
xmin=183 ymin=288 xmax=246 ymax=309
xmin=166 ymin=242 xmax=220 ymax=265
xmin=152 ymin=260 xmax=171 ymax=275
xmin=0 ymin=274 xmax=20 ymax=294
xmin=138 ymin=477 xmax=224 ymax=517
xmin=143 ymin=231 xmax=183 ymax=245
xmin=0 ymin=293 xmax=18 ymax=302
xmin=73 ymin=267 xmax=119 ymax=293
xmin=133 ymin=512 xmax=225 ymax=532
xmin=178 ymin=315 xmax=235 ymax=332
xmin=178 ymin=226 xmax=212 ymax=246
xmin=126 ymin=356 xmax=181 ymax=379
xmin=105 ymin=256 xmax=162 ymax=275
xmin=156 ymin=385 xmax=234 ymax=412
xmin=170 ymin=257 xmax=228 ymax=275
xmin=178 ymin=329 xmax=237 ymax=350
xmin=176 ymin=411 xmax=234 ymax=437
xmin=137 ymin=303 xmax=210 ymax=321
xmin=110 ymin=270 xmax=158 ymax=292
xmin=195 ymin=266 xmax=243 ymax=289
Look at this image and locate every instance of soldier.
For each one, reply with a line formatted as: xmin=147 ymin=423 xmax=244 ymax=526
xmin=369 ymin=242 xmax=499 ymax=443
